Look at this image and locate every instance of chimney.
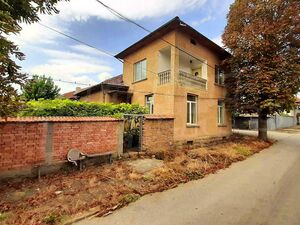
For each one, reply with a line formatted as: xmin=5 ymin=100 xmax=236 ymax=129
xmin=75 ymin=87 xmax=81 ymax=93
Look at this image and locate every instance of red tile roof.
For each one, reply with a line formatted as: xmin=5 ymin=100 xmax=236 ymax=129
xmin=75 ymin=74 xmax=128 ymax=97
xmin=62 ymin=91 xmax=77 ymax=99
xmin=102 ymin=74 xmax=123 ymax=85
xmin=115 ymin=17 xmax=230 ymax=60
xmin=0 ymin=117 xmax=122 ymax=123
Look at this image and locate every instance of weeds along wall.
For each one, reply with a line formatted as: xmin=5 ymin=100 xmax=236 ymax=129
xmin=0 ymin=117 xmax=124 ymax=178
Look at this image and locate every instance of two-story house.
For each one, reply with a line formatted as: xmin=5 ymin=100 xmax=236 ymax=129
xmin=76 ymin=17 xmax=232 ymax=145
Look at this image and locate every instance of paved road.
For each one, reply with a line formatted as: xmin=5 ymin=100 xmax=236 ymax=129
xmin=75 ymin=129 xmax=300 ymax=225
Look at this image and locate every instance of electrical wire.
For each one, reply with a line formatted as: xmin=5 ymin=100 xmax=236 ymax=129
xmin=27 ymin=75 xmax=92 ymax=86
xmin=94 ymin=0 xmax=219 ymax=70
xmin=36 ymin=17 xmax=225 ymax=100
xmin=38 ymin=22 xmax=122 ymax=62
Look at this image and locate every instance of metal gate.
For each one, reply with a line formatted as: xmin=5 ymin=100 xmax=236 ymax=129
xmin=123 ymin=114 xmax=144 ymax=152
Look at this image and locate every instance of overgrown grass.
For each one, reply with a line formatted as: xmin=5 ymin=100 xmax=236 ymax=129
xmin=0 ymin=212 xmax=8 ymax=222
xmin=120 ymin=194 xmax=140 ymax=205
xmin=234 ymin=145 xmax=253 ymax=156
xmin=0 ymin=135 xmax=272 ymax=224
xmin=42 ymin=213 xmax=61 ymax=225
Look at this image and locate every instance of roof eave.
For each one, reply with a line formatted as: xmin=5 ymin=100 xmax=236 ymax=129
xmin=114 ymin=16 xmax=231 ymax=60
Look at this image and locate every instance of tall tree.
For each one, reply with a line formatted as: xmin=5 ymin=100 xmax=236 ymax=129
xmin=22 ymin=75 xmax=60 ymax=101
xmin=222 ymin=0 xmax=300 ymax=140
xmin=0 ymin=0 xmax=65 ymax=117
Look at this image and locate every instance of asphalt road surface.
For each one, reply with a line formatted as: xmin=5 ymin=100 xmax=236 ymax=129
xmin=75 ymin=128 xmax=300 ymax=225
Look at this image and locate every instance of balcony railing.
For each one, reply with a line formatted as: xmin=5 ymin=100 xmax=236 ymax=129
xmin=158 ymin=70 xmax=171 ymax=85
xmin=178 ymin=70 xmax=207 ymax=90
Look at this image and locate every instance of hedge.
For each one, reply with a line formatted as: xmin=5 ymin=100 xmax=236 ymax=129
xmin=19 ymin=99 xmax=148 ymax=117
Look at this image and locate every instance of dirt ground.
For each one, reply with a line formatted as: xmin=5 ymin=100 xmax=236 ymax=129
xmin=0 ymin=134 xmax=272 ymax=225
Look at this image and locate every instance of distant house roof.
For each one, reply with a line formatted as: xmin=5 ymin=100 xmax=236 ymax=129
xmin=115 ymin=16 xmax=230 ymax=60
xmin=101 ymin=74 xmax=124 ymax=85
xmin=75 ymin=74 xmax=128 ymax=97
xmin=62 ymin=91 xmax=77 ymax=100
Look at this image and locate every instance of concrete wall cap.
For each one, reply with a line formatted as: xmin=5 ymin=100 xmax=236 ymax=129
xmin=144 ymin=115 xmax=174 ymax=120
xmin=0 ymin=116 xmax=123 ymax=123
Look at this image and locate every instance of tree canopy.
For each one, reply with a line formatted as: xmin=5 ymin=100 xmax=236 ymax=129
xmin=22 ymin=75 xmax=60 ymax=101
xmin=222 ymin=0 xmax=300 ymax=140
xmin=0 ymin=0 xmax=64 ymax=117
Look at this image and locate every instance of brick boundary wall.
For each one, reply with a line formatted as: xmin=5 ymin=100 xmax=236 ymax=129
xmin=0 ymin=117 xmax=123 ymax=178
xmin=142 ymin=115 xmax=175 ymax=152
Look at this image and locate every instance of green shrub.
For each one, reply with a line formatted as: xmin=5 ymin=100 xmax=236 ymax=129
xmin=0 ymin=212 xmax=8 ymax=222
xmin=42 ymin=214 xmax=61 ymax=224
xmin=18 ymin=99 xmax=148 ymax=117
xmin=185 ymin=171 xmax=204 ymax=180
xmin=120 ymin=193 xmax=140 ymax=205
xmin=234 ymin=145 xmax=252 ymax=157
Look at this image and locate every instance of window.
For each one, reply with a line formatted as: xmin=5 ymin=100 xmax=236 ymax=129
xmin=187 ymin=95 xmax=197 ymax=124
xmin=145 ymin=94 xmax=154 ymax=114
xmin=217 ymin=100 xmax=225 ymax=125
xmin=134 ymin=59 xmax=147 ymax=82
xmin=215 ymin=65 xmax=225 ymax=85
xmin=190 ymin=39 xmax=196 ymax=45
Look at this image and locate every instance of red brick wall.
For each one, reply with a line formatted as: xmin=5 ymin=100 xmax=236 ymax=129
xmin=142 ymin=116 xmax=174 ymax=152
xmin=51 ymin=121 xmax=119 ymax=161
xmin=0 ymin=123 xmax=46 ymax=171
xmin=0 ymin=117 xmax=123 ymax=174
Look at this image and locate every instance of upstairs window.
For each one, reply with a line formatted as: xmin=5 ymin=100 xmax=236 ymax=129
xmin=215 ymin=65 xmax=225 ymax=85
xmin=217 ymin=100 xmax=225 ymax=125
xmin=145 ymin=94 xmax=154 ymax=114
xmin=187 ymin=95 xmax=197 ymax=125
xmin=134 ymin=59 xmax=147 ymax=82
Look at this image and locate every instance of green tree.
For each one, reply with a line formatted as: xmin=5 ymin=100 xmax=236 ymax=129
xmin=0 ymin=0 xmax=65 ymax=117
xmin=222 ymin=0 xmax=300 ymax=140
xmin=22 ymin=75 xmax=60 ymax=101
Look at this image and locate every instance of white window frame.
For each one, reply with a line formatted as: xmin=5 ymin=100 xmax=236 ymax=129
xmin=217 ymin=100 xmax=225 ymax=125
xmin=134 ymin=59 xmax=147 ymax=82
xmin=145 ymin=94 xmax=154 ymax=114
xmin=187 ymin=95 xmax=197 ymax=125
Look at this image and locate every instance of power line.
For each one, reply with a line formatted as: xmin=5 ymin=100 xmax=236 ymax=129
xmin=27 ymin=75 xmax=92 ymax=86
xmin=36 ymin=18 xmax=222 ymax=99
xmin=94 ymin=0 xmax=217 ymax=70
xmin=38 ymin=22 xmax=122 ymax=62
xmin=38 ymin=22 xmax=161 ymax=77
xmin=28 ymin=74 xmax=224 ymax=100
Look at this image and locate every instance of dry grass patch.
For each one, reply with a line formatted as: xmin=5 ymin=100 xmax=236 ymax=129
xmin=0 ymin=134 xmax=272 ymax=224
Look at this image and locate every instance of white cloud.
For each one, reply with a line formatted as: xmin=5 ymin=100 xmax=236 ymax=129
xmin=42 ymin=49 xmax=107 ymax=64
xmin=54 ymin=0 xmax=208 ymax=21
xmin=32 ymin=59 xmax=112 ymax=76
xmin=98 ymin=72 xmax=114 ymax=82
xmin=191 ymin=15 xmax=214 ymax=27
xmin=212 ymin=35 xmax=223 ymax=47
xmin=28 ymin=45 xmax=115 ymax=93
xmin=12 ymin=0 xmax=230 ymax=92
xmin=10 ymin=0 xmax=209 ymax=48
xmin=70 ymin=44 xmax=110 ymax=57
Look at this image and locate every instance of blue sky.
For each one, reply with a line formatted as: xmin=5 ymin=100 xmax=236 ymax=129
xmin=11 ymin=0 xmax=234 ymax=93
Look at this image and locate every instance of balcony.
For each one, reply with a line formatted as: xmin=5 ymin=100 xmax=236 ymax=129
xmin=157 ymin=46 xmax=207 ymax=89
xmin=158 ymin=70 xmax=171 ymax=85
xmin=178 ymin=70 xmax=207 ymax=90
